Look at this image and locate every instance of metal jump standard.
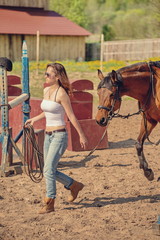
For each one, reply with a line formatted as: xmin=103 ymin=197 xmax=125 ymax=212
xmin=0 ymin=40 xmax=30 ymax=176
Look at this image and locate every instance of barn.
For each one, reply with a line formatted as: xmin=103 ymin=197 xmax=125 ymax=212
xmin=0 ymin=0 xmax=91 ymax=61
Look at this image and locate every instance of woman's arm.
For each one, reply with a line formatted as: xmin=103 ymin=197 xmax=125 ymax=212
xmin=25 ymin=89 xmax=46 ymax=126
xmin=25 ymin=112 xmax=45 ymax=126
xmin=59 ymin=89 xmax=88 ymax=149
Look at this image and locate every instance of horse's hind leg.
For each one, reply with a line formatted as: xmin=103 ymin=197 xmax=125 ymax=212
xmin=135 ymin=117 xmax=157 ymax=181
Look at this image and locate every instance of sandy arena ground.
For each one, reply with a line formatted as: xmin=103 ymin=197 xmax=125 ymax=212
xmin=1 ymin=99 xmax=160 ymax=240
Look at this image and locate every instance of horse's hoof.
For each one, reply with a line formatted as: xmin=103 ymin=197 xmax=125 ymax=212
xmin=144 ymin=168 xmax=154 ymax=181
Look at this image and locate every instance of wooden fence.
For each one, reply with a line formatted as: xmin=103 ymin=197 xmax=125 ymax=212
xmin=103 ymin=38 xmax=160 ymax=61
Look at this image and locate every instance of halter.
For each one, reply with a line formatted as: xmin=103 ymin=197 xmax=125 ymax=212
xmin=98 ymin=71 xmax=123 ymax=118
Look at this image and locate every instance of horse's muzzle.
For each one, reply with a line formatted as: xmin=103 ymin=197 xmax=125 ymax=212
xmin=96 ymin=117 xmax=108 ymax=126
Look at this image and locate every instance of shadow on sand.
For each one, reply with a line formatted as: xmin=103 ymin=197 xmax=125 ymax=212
xmin=63 ymin=194 xmax=160 ymax=210
xmin=59 ymin=138 xmax=153 ymax=169
xmin=109 ymin=138 xmax=152 ymax=149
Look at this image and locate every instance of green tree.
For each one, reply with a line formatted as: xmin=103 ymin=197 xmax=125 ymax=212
xmin=85 ymin=0 xmax=106 ymax=33
xmin=104 ymin=0 xmax=127 ymax=10
xmin=49 ymin=0 xmax=71 ymax=15
xmin=49 ymin=0 xmax=88 ymax=28
xmin=49 ymin=0 xmax=158 ymax=40
xmin=111 ymin=8 xmax=154 ymax=40
xmin=67 ymin=0 xmax=88 ymax=28
xmin=102 ymin=24 xmax=115 ymax=40
xmin=150 ymin=0 xmax=160 ymax=32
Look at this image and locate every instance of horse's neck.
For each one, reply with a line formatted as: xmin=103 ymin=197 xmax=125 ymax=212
xmin=120 ymin=71 xmax=150 ymax=102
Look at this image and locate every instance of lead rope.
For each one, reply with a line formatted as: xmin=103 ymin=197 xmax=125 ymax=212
xmin=85 ymin=125 xmax=109 ymax=158
xmin=84 ymin=98 xmax=119 ymax=159
xmin=23 ymin=124 xmax=43 ymax=183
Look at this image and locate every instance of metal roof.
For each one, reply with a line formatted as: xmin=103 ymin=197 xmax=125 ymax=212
xmin=0 ymin=8 xmax=91 ymax=36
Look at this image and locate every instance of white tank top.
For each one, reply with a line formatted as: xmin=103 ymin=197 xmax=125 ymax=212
xmin=41 ymin=87 xmax=66 ymax=127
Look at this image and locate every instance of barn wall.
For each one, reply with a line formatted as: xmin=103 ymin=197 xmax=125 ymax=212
xmin=38 ymin=35 xmax=85 ymax=61
xmin=0 ymin=34 xmax=86 ymax=62
xmin=0 ymin=0 xmax=48 ymax=9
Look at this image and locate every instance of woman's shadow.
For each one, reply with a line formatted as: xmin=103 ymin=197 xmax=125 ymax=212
xmin=58 ymin=154 xmax=99 ymax=169
xmin=63 ymin=193 xmax=160 ymax=210
xmin=58 ymin=138 xmax=137 ymax=169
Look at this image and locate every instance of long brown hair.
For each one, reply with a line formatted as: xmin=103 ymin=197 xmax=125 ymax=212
xmin=46 ymin=62 xmax=72 ymax=95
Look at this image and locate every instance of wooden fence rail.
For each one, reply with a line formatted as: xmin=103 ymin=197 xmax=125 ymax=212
xmin=103 ymin=38 xmax=160 ymax=61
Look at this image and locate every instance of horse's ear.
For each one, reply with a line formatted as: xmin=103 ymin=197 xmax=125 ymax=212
xmin=111 ymin=70 xmax=117 ymax=83
xmin=97 ymin=69 xmax=104 ymax=81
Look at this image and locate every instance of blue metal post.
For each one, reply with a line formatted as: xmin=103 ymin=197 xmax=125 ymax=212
xmin=22 ymin=40 xmax=30 ymax=124
xmin=21 ymin=40 xmax=30 ymax=160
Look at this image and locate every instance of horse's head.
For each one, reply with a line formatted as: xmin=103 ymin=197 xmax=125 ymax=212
xmin=95 ymin=69 xmax=123 ymax=126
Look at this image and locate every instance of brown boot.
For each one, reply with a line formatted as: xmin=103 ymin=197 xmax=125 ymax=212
xmin=39 ymin=197 xmax=55 ymax=214
xmin=68 ymin=181 xmax=84 ymax=202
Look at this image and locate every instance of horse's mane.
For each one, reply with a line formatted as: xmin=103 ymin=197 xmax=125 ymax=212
xmin=118 ymin=62 xmax=147 ymax=73
xmin=98 ymin=61 xmax=160 ymax=90
xmin=117 ymin=61 xmax=160 ymax=73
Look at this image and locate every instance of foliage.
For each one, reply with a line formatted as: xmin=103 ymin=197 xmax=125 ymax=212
xmin=49 ymin=0 xmax=88 ymax=28
xmin=111 ymin=8 xmax=154 ymax=40
xmin=102 ymin=24 xmax=115 ymax=41
xmin=149 ymin=0 xmax=160 ymax=35
xmin=49 ymin=0 xmax=160 ymax=40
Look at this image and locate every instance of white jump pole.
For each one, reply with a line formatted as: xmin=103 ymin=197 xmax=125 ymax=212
xmin=8 ymin=93 xmax=29 ymax=109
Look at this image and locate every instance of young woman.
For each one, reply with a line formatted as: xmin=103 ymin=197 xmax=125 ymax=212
xmin=25 ymin=63 xmax=88 ymax=214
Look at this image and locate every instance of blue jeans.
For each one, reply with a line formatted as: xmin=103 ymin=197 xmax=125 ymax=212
xmin=43 ymin=131 xmax=73 ymax=199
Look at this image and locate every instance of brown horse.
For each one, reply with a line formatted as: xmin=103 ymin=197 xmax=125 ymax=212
xmin=95 ymin=61 xmax=160 ymax=181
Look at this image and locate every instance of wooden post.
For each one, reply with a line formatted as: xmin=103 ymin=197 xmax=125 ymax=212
xmin=36 ymin=30 xmax=40 ymax=76
xmin=100 ymin=34 xmax=104 ymax=71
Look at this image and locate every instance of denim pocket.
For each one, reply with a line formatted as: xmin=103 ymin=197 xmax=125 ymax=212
xmin=50 ymin=132 xmax=68 ymax=151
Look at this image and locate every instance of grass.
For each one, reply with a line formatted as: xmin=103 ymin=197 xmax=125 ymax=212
xmin=10 ymin=57 xmax=160 ymax=99
xmin=10 ymin=60 xmax=124 ymax=98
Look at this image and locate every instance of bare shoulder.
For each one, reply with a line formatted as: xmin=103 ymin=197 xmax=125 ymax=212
xmin=44 ymin=86 xmax=50 ymax=93
xmin=58 ymin=87 xmax=68 ymax=97
xmin=57 ymin=87 xmax=70 ymax=102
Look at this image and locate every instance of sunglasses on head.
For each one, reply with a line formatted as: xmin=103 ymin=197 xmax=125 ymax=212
xmin=45 ymin=72 xmax=51 ymax=78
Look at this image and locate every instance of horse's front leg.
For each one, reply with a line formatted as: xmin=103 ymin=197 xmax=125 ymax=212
xmin=135 ymin=117 xmax=157 ymax=181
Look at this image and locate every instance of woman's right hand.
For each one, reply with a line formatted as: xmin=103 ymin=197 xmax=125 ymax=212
xmin=24 ymin=112 xmax=45 ymax=127
xmin=25 ymin=118 xmax=35 ymax=127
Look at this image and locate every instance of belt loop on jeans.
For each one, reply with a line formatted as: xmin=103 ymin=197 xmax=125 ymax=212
xmin=45 ymin=129 xmax=66 ymax=135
